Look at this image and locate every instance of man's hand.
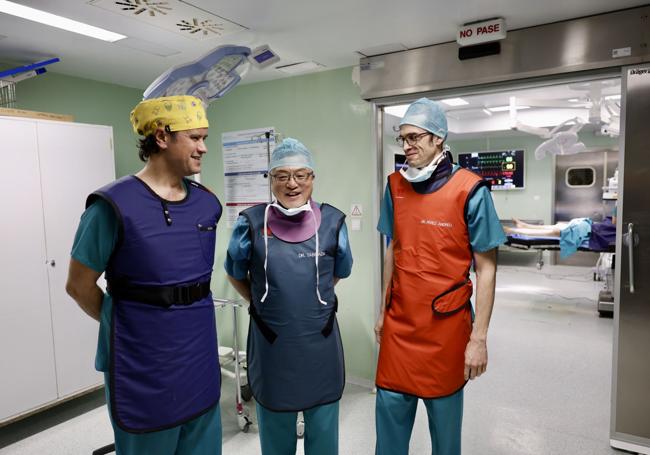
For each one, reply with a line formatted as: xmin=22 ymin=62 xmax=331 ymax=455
xmin=464 ymin=337 xmax=488 ymax=380
xmin=374 ymin=315 xmax=384 ymax=344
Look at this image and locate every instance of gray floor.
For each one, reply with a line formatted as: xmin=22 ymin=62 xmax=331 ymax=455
xmin=0 ymin=263 xmax=622 ymax=454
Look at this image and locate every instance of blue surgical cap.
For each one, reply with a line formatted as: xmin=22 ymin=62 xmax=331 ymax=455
xmin=269 ymin=138 xmax=315 ymax=171
xmin=399 ymin=98 xmax=448 ymax=140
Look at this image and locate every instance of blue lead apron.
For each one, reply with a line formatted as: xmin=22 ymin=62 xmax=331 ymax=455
xmin=242 ymin=203 xmax=345 ymax=412
xmin=88 ymin=176 xmax=222 ymax=433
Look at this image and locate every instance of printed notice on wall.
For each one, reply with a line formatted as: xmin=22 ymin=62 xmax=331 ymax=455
xmin=222 ymin=127 xmax=275 ymax=227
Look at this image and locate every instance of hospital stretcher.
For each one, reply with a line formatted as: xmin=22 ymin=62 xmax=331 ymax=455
xmin=504 ymin=234 xmax=615 ymax=269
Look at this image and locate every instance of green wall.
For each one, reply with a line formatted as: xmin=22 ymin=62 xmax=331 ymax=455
xmin=204 ymin=67 xmax=378 ymax=382
xmin=14 ymin=71 xmax=143 ymax=178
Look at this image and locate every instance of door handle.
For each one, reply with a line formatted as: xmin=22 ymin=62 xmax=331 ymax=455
xmin=623 ymin=223 xmax=639 ymax=293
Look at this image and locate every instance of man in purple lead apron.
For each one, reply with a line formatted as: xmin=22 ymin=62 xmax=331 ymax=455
xmin=225 ymin=138 xmax=353 ymax=455
xmin=66 ymin=95 xmax=223 ymax=454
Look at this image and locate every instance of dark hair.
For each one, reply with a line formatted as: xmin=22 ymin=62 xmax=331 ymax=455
xmin=137 ymin=131 xmax=176 ymax=162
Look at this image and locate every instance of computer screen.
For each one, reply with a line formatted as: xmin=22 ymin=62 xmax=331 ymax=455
xmin=457 ymin=149 xmax=525 ymax=190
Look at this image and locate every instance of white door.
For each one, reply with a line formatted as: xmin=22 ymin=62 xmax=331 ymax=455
xmin=37 ymin=121 xmax=115 ymax=397
xmin=0 ymin=117 xmax=58 ymax=421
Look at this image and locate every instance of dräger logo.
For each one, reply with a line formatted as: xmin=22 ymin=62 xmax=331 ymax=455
xmin=421 ymin=219 xmax=453 ymax=228
xmin=630 ymin=69 xmax=650 ymax=76
xmin=298 ymin=251 xmax=326 ymax=258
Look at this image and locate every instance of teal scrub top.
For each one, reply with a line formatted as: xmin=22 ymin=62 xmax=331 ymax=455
xmin=377 ymin=165 xmax=506 ymax=253
xmin=70 ymin=198 xmax=117 ymax=372
xmin=225 ymin=203 xmax=353 ymax=280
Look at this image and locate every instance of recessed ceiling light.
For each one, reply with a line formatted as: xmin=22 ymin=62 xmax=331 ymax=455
xmin=384 ymin=105 xmax=409 ymax=117
xmin=440 ymin=97 xmax=469 ymax=106
xmin=486 ymin=105 xmax=530 ymax=112
xmin=567 ymin=98 xmax=580 ymax=102
xmin=604 ymin=94 xmax=621 ymax=100
xmin=0 ymin=0 xmax=126 ymax=42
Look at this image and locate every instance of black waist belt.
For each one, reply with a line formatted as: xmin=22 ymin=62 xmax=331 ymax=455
xmin=107 ymin=279 xmax=211 ymax=307
xmin=249 ymin=302 xmax=278 ymax=344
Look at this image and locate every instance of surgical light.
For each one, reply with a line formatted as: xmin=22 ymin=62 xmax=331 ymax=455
xmin=0 ymin=0 xmax=126 ymax=42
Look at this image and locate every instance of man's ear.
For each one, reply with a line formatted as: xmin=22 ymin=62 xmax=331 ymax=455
xmin=432 ymin=135 xmax=444 ymax=148
xmin=154 ymin=128 xmax=168 ymax=150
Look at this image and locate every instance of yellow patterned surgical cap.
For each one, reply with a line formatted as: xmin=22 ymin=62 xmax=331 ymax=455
xmin=130 ymin=95 xmax=209 ymax=136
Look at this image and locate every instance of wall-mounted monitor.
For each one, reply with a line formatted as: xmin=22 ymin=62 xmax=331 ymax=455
xmin=457 ymin=149 xmax=525 ymax=190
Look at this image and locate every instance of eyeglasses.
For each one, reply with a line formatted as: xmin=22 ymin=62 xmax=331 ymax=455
xmin=396 ymin=132 xmax=432 ymax=147
xmin=270 ymin=170 xmax=314 ymax=184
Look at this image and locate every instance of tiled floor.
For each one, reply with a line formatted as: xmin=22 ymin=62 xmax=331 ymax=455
xmin=0 ymin=263 xmax=622 ymax=454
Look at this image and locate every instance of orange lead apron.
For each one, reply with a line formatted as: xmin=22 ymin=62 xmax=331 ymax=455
xmin=376 ymin=168 xmax=483 ymax=398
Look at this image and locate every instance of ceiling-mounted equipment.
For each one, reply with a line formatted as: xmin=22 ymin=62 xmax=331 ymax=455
xmin=0 ymin=57 xmax=60 ymax=82
xmin=532 ymin=118 xmax=587 ymax=160
xmin=143 ymin=45 xmax=251 ymax=106
xmin=248 ymin=45 xmax=280 ymax=69
xmin=0 ymin=58 xmax=60 ymax=107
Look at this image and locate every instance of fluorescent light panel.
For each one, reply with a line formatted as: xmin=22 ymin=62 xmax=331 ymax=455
xmin=441 ymin=97 xmax=469 ymax=106
xmin=604 ymin=94 xmax=621 ymax=100
xmin=487 ymin=105 xmax=530 ymax=112
xmin=0 ymin=0 xmax=126 ymax=42
xmin=384 ymin=105 xmax=409 ymax=118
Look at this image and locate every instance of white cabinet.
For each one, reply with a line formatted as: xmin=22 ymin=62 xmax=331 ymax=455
xmin=0 ymin=116 xmax=115 ymax=423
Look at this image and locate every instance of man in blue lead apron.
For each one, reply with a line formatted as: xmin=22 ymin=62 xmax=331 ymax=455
xmin=66 ymin=95 xmax=223 ymax=454
xmin=375 ymin=98 xmax=506 ymax=455
xmin=225 ymin=138 xmax=353 ymax=455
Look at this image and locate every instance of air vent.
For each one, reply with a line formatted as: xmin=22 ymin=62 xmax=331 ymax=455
xmin=88 ymin=0 xmax=247 ymax=40
xmin=276 ymin=61 xmax=325 ymax=75
xmin=115 ymin=0 xmax=172 ymax=17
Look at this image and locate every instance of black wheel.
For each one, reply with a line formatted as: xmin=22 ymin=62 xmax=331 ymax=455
xmin=241 ymin=384 xmax=253 ymax=402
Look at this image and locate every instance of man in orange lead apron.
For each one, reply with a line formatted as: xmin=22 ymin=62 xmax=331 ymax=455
xmin=374 ymin=98 xmax=506 ymax=455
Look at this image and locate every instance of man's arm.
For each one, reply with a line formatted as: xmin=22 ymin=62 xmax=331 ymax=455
xmin=66 ymin=258 xmax=104 ymax=321
xmin=374 ymin=242 xmax=394 ymax=344
xmin=227 ymin=274 xmax=251 ymax=303
xmin=464 ymin=248 xmax=497 ymax=380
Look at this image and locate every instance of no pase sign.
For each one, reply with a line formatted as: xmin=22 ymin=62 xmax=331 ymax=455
xmin=457 ymin=18 xmax=507 ymax=46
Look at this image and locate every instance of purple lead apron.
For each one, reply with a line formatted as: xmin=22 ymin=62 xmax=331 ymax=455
xmin=88 ymin=176 xmax=222 ymax=433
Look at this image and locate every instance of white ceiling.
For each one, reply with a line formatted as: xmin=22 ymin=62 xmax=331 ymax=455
xmin=0 ymin=0 xmax=647 ymax=93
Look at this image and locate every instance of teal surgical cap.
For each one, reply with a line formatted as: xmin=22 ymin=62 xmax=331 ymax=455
xmin=269 ymin=138 xmax=315 ymax=171
xmin=399 ymin=97 xmax=448 ymax=140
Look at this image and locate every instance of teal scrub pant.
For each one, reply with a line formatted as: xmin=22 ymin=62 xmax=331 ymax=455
xmin=256 ymin=401 xmax=339 ymax=455
xmin=104 ymin=374 xmax=222 ymax=455
xmin=375 ymin=388 xmax=463 ymax=455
